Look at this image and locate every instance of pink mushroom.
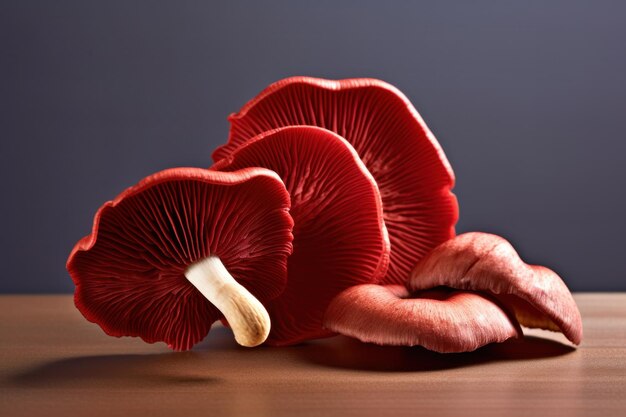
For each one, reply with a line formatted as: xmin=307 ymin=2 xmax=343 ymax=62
xmin=409 ymin=232 xmax=583 ymax=344
xmin=324 ymin=285 xmax=521 ymax=353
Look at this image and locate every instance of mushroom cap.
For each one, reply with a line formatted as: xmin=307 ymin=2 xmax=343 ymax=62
xmin=213 ymin=77 xmax=458 ymax=285
xmin=409 ymin=232 xmax=583 ymax=344
xmin=212 ymin=126 xmax=390 ymax=345
xmin=67 ymin=167 xmax=294 ymax=351
xmin=324 ymin=285 xmax=522 ymax=353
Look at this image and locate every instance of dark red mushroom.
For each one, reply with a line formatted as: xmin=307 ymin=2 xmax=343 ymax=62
xmin=67 ymin=167 xmax=294 ymax=350
xmin=212 ymin=77 xmax=458 ymax=285
xmin=324 ymin=285 xmax=521 ymax=353
xmin=212 ymin=126 xmax=390 ymax=345
xmin=409 ymin=232 xmax=583 ymax=344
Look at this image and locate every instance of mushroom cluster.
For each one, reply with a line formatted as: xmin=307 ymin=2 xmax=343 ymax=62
xmin=68 ymin=77 xmax=582 ymax=353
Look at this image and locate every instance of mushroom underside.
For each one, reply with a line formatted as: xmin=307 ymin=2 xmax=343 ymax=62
xmin=68 ymin=168 xmax=294 ymax=350
xmin=212 ymin=126 xmax=390 ymax=345
xmin=214 ymin=77 xmax=458 ymax=285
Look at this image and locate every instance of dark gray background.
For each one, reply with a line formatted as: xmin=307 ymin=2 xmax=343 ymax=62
xmin=2 ymin=1 xmax=624 ymax=293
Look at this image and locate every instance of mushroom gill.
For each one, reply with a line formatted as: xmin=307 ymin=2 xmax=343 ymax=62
xmin=213 ymin=77 xmax=457 ymax=285
xmin=213 ymin=126 xmax=390 ymax=345
xmin=67 ymin=168 xmax=294 ymax=350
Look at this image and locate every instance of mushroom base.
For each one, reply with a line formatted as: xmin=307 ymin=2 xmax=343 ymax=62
xmin=185 ymin=256 xmax=271 ymax=347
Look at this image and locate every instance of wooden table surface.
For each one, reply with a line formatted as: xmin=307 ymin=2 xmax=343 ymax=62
xmin=1 ymin=294 xmax=625 ymax=417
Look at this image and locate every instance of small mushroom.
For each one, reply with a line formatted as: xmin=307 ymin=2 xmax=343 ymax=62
xmin=212 ymin=126 xmax=390 ymax=345
xmin=212 ymin=77 xmax=458 ymax=285
xmin=324 ymin=284 xmax=522 ymax=353
xmin=67 ymin=167 xmax=294 ymax=350
xmin=409 ymin=232 xmax=583 ymax=344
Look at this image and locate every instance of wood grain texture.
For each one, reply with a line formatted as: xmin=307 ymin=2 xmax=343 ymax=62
xmin=1 ymin=294 xmax=625 ymax=417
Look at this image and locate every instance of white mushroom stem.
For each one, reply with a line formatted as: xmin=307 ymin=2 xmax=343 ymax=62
xmin=185 ymin=256 xmax=271 ymax=347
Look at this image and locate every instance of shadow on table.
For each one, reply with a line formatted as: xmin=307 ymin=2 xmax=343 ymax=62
xmin=5 ymin=325 xmax=576 ymax=387
xmin=297 ymin=335 xmax=576 ymax=372
xmin=7 ymin=352 xmax=223 ymax=388
xmin=5 ymin=326 xmax=241 ymax=389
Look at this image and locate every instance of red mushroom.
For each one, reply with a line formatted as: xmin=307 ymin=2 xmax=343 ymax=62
xmin=324 ymin=285 xmax=522 ymax=353
xmin=408 ymin=232 xmax=583 ymax=344
xmin=212 ymin=126 xmax=390 ymax=345
xmin=212 ymin=77 xmax=458 ymax=285
xmin=67 ymin=167 xmax=294 ymax=350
